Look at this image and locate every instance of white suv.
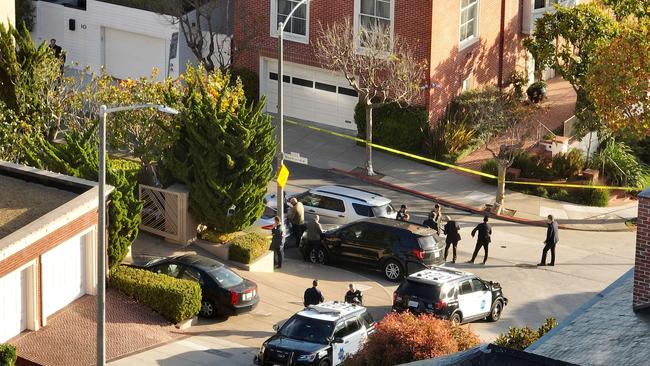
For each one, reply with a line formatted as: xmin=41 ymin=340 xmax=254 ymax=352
xmin=289 ymin=185 xmax=397 ymax=225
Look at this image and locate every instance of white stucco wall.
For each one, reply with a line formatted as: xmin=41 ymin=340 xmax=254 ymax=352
xmin=31 ymin=0 xmax=180 ymax=79
xmin=0 ymin=0 xmax=15 ymax=26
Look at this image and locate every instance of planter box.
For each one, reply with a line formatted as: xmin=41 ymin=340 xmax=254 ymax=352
xmin=228 ymin=250 xmax=274 ymax=273
xmin=195 ymin=239 xmax=230 ymax=261
xmin=175 ymin=316 xmax=198 ymax=330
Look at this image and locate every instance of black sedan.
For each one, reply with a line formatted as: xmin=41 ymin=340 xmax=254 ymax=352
xmin=136 ymin=254 xmax=259 ymax=318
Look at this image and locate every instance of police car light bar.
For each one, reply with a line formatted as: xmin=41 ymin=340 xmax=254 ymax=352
xmin=309 ymin=301 xmax=358 ymax=315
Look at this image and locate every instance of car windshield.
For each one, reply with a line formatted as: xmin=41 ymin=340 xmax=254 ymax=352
xmin=372 ymin=203 xmax=395 ymax=218
xmin=400 ymin=280 xmax=442 ymax=301
xmin=279 ymin=315 xmax=334 ymax=344
xmin=261 ymin=206 xmax=276 ymax=219
xmin=417 ymin=236 xmax=437 ymax=250
xmin=207 ymin=266 xmax=244 ymax=288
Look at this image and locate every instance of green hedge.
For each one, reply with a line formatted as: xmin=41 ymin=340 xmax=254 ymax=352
xmin=110 ymin=265 xmax=201 ymax=323
xmin=495 ymin=318 xmax=557 ymax=351
xmin=232 ymin=67 xmax=259 ymax=106
xmin=354 ymin=102 xmax=428 ymax=154
xmin=229 ymin=232 xmax=270 ymax=264
xmin=0 ymin=344 xmax=17 ymax=366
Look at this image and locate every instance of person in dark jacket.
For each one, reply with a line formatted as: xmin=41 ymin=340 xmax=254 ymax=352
xmin=422 ymin=210 xmax=437 ymax=231
xmin=304 ymin=279 xmax=325 ymax=307
xmin=344 ymin=283 xmax=363 ymax=305
xmin=271 ymin=216 xmax=285 ymax=269
xmin=538 ymin=215 xmax=559 ymax=266
xmin=468 ymin=216 xmax=492 ymax=264
xmin=443 ymin=216 xmax=461 ymax=263
xmin=396 ymin=204 xmax=410 ymax=221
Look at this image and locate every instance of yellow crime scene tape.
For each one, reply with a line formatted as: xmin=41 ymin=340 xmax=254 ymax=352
xmin=285 ymin=119 xmax=642 ymax=192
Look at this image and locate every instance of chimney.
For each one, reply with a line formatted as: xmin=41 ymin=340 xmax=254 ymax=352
xmin=634 ymin=188 xmax=650 ymax=312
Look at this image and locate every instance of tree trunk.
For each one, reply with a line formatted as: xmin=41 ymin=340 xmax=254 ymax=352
xmin=365 ymin=103 xmax=375 ymax=176
xmin=493 ymin=162 xmax=507 ymax=215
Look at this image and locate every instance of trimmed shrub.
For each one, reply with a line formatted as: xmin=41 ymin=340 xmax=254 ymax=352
xmin=552 ymin=149 xmax=584 ymax=179
xmin=355 ymin=102 xmax=428 ymax=154
xmin=0 ymin=344 xmax=17 ymax=366
xmin=578 ymin=188 xmax=610 ymax=207
xmin=229 ymin=232 xmax=270 ymax=264
xmin=495 ymin=317 xmax=557 ymax=351
xmin=110 ymin=265 xmax=201 ymax=323
xmin=480 ymin=159 xmax=499 ymax=184
xmin=345 ymin=312 xmax=480 ymax=366
xmin=200 ymin=229 xmax=244 ymax=244
xmin=512 ymin=151 xmax=554 ymax=180
xmin=232 ymin=67 xmax=259 ymax=106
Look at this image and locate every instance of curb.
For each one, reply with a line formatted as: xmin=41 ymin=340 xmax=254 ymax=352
xmin=330 ymin=168 xmax=633 ymax=232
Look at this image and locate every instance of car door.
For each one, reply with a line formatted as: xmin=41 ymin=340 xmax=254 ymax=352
xmin=357 ymin=224 xmax=393 ymax=263
xmin=335 ymin=223 xmax=366 ymax=261
xmin=332 ymin=317 xmax=365 ymax=366
xmin=471 ymin=278 xmax=493 ymax=317
xmin=457 ymin=280 xmax=478 ymax=319
xmin=316 ymin=195 xmax=348 ymax=224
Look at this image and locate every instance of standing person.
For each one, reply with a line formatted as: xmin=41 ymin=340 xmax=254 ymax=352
xmin=271 ymin=216 xmax=285 ymax=269
xmin=396 ymin=204 xmax=410 ymax=221
xmin=538 ymin=215 xmax=559 ymax=266
xmin=344 ymin=283 xmax=363 ymax=305
xmin=467 ymin=216 xmax=492 ymax=264
xmin=288 ymin=197 xmax=305 ymax=247
xmin=48 ymin=39 xmax=66 ymax=73
xmin=433 ymin=204 xmax=442 ymax=235
xmin=443 ymin=216 xmax=461 ymax=263
xmin=303 ymin=215 xmax=324 ymax=261
xmin=304 ymin=279 xmax=325 ymax=307
xmin=422 ymin=210 xmax=437 ymax=231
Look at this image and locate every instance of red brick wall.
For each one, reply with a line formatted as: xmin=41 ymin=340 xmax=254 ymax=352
xmin=634 ymin=190 xmax=650 ymax=311
xmin=0 ymin=210 xmax=97 ymax=278
xmin=427 ymin=0 xmax=526 ymax=123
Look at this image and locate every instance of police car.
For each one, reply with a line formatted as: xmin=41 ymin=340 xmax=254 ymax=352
xmin=254 ymin=301 xmax=375 ymax=366
xmin=392 ymin=267 xmax=508 ymax=324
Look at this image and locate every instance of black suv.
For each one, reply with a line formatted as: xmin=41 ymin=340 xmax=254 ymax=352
xmin=392 ymin=267 xmax=507 ymax=324
xmin=308 ymin=218 xmax=444 ymax=281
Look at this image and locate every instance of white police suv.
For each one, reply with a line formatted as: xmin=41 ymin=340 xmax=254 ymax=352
xmin=392 ymin=267 xmax=508 ymax=324
xmin=254 ymin=301 xmax=375 ymax=366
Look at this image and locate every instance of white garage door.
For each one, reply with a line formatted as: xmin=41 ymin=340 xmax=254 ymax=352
xmin=42 ymin=235 xmax=86 ymax=318
xmin=0 ymin=268 xmax=27 ymax=342
xmin=262 ymin=59 xmax=359 ymax=130
xmin=104 ymin=27 xmax=166 ymax=81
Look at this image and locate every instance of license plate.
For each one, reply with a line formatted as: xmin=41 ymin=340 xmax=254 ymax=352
xmin=408 ymin=300 xmax=419 ymax=308
xmin=434 ymin=250 xmax=440 ymax=258
xmin=243 ymin=292 xmax=252 ymax=301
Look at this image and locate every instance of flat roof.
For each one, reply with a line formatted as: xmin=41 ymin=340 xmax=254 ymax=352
xmin=0 ymin=175 xmax=78 ymax=239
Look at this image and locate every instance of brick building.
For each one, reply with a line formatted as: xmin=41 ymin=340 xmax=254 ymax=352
xmin=232 ymin=0 xmax=554 ymax=130
xmin=0 ymin=162 xmax=111 ymax=343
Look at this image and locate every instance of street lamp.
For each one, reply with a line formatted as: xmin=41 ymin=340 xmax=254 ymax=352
xmin=276 ymin=0 xmax=311 ymax=225
xmin=96 ymin=103 xmax=178 ymax=366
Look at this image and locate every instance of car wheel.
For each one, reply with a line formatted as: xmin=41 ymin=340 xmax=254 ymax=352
xmin=200 ymin=298 xmax=217 ymax=318
xmin=317 ymin=359 xmax=330 ymax=366
xmin=488 ymin=300 xmax=503 ymax=322
xmin=449 ymin=312 xmax=462 ymax=325
xmin=383 ymin=259 xmax=403 ymax=281
xmin=310 ymin=246 xmax=328 ymax=265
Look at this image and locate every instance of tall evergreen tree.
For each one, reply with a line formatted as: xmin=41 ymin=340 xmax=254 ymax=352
xmin=164 ymin=66 xmax=275 ymax=233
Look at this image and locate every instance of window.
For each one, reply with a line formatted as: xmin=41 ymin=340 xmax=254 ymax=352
xmin=207 ymin=266 xmax=244 ymax=288
xmin=296 ymin=192 xmax=321 ymax=207
xmin=360 ymin=311 xmax=375 ymax=328
xmin=318 ymin=196 xmax=345 ymax=212
xmin=471 ymin=278 xmax=488 ymax=292
xmin=340 ymin=224 xmax=365 ymax=241
xmin=359 ymin=226 xmax=394 ymax=247
xmin=398 ymin=280 xmax=442 ymax=301
xmin=155 ymin=263 xmax=181 ymax=278
xmin=338 ymin=87 xmax=359 ymax=97
xmin=279 ymin=315 xmax=333 ymax=344
xmin=535 ymin=0 xmax=559 ymax=9
xmin=315 ymin=82 xmax=337 ymax=93
xmin=271 ymin=0 xmax=309 ymax=43
xmin=292 ymin=77 xmax=313 ymax=88
xmin=460 ymin=0 xmax=479 ymax=48
xmin=459 ymin=280 xmax=473 ymax=295
xmin=352 ymin=203 xmax=375 ymax=217
xmin=181 ymin=267 xmax=203 ymax=285
xmin=269 ymin=72 xmax=290 ymax=83
xmin=462 ymin=76 xmax=473 ymax=92
xmin=355 ymin=0 xmax=394 ymax=48
xmin=334 ymin=318 xmax=361 ymax=338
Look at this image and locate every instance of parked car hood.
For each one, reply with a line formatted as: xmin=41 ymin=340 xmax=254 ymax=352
xmin=265 ymin=334 xmax=328 ymax=354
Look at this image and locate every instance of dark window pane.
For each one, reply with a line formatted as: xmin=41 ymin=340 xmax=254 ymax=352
xmin=283 ymin=75 xmax=290 ymax=83
xmin=398 ymin=280 xmax=442 ymax=301
xmin=294 ymin=3 xmax=306 ymax=18
xmin=360 ymin=0 xmax=375 ymax=15
xmin=339 ymin=87 xmax=358 ymax=97
xmin=352 ymin=203 xmax=374 ymax=217
xmin=377 ymin=0 xmax=390 ymax=18
xmin=278 ymin=0 xmax=291 ymax=15
xmin=318 ymin=196 xmax=345 ymax=212
xmin=291 ymin=18 xmax=306 ymax=35
xmin=471 ymin=279 xmax=488 ymax=292
xmin=534 ymin=0 xmax=545 ymax=9
xmin=460 ymin=280 xmax=472 ymax=295
xmin=292 ymin=77 xmax=313 ymax=88
xmin=315 ymin=82 xmax=337 ymax=92
xmin=270 ymin=72 xmax=278 ymax=80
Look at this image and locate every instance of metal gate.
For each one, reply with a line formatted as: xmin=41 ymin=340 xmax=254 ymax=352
xmin=139 ymin=184 xmax=194 ymax=244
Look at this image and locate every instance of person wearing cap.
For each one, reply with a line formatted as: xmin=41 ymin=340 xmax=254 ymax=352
xmin=396 ymin=204 xmax=410 ymax=221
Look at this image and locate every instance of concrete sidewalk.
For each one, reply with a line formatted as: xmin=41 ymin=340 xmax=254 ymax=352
xmin=282 ymin=119 xmax=637 ymax=231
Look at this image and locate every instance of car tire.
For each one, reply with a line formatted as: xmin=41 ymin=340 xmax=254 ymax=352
xmin=310 ymin=246 xmax=328 ymax=265
xmin=383 ymin=259 xmax=403 ymax=282
xmin=317 ymin=359 xmax=330 ymax=366
xmin=200 ymin=298 xmax=217 ymax=318
xmin=488 ymin=299 xmax=503 ymax=322
xmin=449 ymin=312 xmax=462 ymax=325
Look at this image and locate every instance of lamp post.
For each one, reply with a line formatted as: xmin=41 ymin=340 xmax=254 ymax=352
xmin=276 ymin=0 xmax=311 ymax=225
xmin=97 ymin=103 xmax=178 ymax=366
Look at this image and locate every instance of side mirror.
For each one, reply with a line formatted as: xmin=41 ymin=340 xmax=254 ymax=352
xmin=272 ymin=324 xmax=279 ymax=332
xmin=332 ymin=337 xmax=344 ymax=344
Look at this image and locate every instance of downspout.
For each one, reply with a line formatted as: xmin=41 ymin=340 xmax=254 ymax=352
xmin=497 ymin=0 xmax=506 ymax=88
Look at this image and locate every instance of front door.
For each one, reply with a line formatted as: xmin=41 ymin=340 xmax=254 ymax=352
xmin=332 ymin=317 xmax=366 ymax=366
xmin=471 ymin=279 xmax=493 ymax=316
xmin=457 ymin=280 xmax=478 ymax=319
xmin=336 ymin=223 xmax=366 ymax=261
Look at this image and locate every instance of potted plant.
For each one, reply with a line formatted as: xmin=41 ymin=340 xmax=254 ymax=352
xmin=526 ymin=81 xmax=547 ymax=103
